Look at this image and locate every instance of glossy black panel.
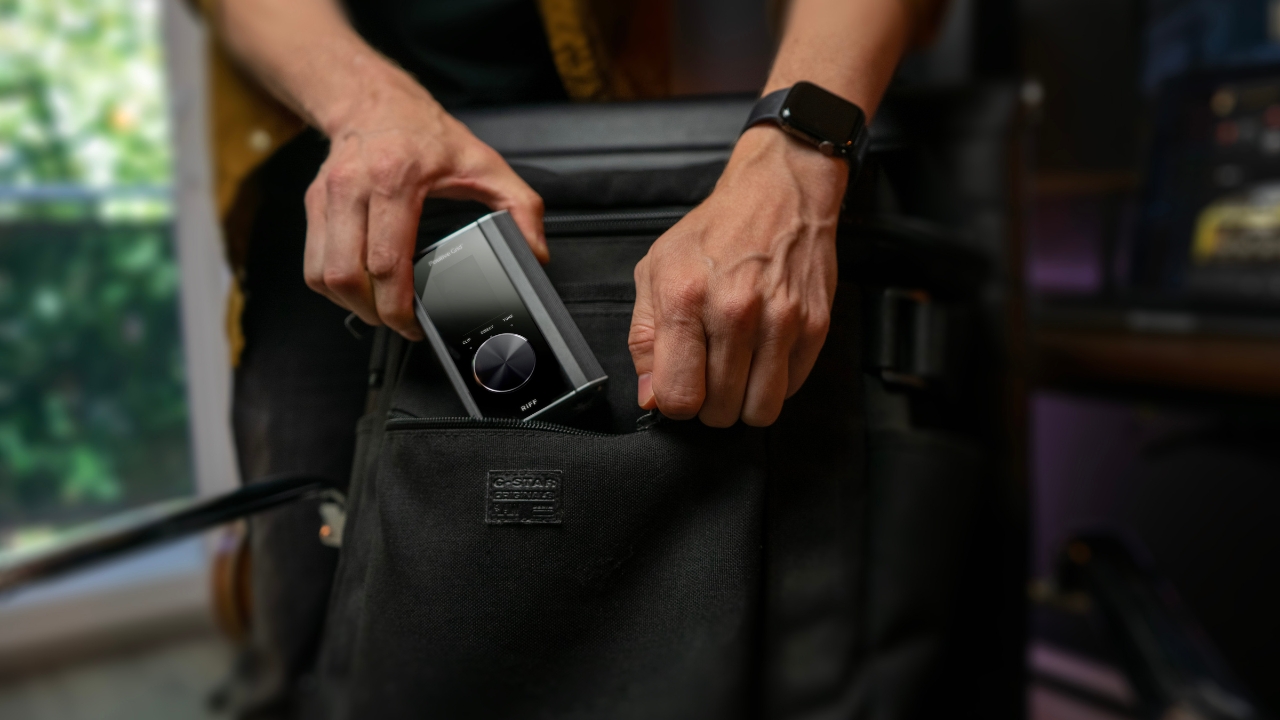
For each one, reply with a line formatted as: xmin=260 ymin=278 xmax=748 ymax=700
xmin=784 ymin=81 xmax=862 ymax=145
xmin=415 ymin=226 xmax=571 ymax=418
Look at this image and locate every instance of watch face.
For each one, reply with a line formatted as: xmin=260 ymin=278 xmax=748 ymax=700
xmin=783 ymin=82 xmax=862 ymax=147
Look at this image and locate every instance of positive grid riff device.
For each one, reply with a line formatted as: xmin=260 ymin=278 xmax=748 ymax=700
xmin=412 ymin=211 xmax=607 ymax=421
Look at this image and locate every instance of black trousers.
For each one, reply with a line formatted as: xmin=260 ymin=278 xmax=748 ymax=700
xmin=230 ymin=133 xmax=369 ymax=718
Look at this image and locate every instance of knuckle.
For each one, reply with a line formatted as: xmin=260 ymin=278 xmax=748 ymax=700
xmin=661 ymin=280 xmax=705 ymax=315
xmin=805 ymin=307 xmax=831 ymax=338
xmin=522 ymin=191 xmax=544 ymax=215
xmin=448 ymin=145 xmax=486 ymax=176
xmin=633 ymin=257 xmax=649 ymax=284
xmin=304 ymin=180 xmax=324 ymax=210
xmin=380 ymin=301 xmax=416 ymax=332
xmin=659 ymin=386 xmax=704 ymax=418
xmin=742 ymin=405 xmax=782 ymax=428
xmin=627 ymin=324 xmax=655 ymax=358
xmin=471 ymin=141 xmax=504 ymax=167
xmin=714 ymin=293 xmax=760 ymax=330
xmin=769 ymin=299 xmax=804 ymax=329
xmin=325 ymin=163 xmax=360 ymax=196
xmin=699 ymin=407 xmax=737 ymax=429
xmin=323 ymin=266 xmax=363 ymax=293
xmin=368 ymin=156 xmax=413 ymax=194
xmin=304 ymin=268 xmax=326 ymax=293
xmin=365 ymin=247 xmax=402 ymax=280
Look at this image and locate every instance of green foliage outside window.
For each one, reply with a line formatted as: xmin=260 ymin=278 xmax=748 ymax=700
xmin=0 ymin=0 xmax=190 ymax=545
xmin=0 ymin=0 xmax=170 ymax=189
xmin=0 ymin=223 xmax=189 ymax=531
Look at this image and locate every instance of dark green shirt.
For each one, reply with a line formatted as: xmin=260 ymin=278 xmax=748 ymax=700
xmin=342 ymin=0 xmax=568 ymax=109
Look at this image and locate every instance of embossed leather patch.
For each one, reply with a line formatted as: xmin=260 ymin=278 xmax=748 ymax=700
xmin=486 ymin=470 xmax=562 ymax=525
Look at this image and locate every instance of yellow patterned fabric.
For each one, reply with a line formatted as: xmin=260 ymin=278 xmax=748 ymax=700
xmin=537 ymin=0 xmax=671 ymax=101
xmin=538 ymin=0 xmax=610 ymax=99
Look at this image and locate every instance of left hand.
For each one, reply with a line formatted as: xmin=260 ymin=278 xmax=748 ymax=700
xmin=628 ymin=125 xmax=848 ymax=427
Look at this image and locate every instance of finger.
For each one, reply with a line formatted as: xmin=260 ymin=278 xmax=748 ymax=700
xmin=785 ymin=305 xmax=831 ymax=398
xmin=697 ymin=293 xmax=759 ymax=428
xmin=303 ymin=168 xmax=335 ymax=305
xmin=741 ymin=321 xmax=798 ymax=427
xmin=650 ymin=280 xmax=708 ymax=420
xmin=323 ymin=162 xmax=379 ymax=325
xmin=367 ymin=187 xmax=428 ymax=341
xmin=432 ymin=149 xmax=549 ymax=263
xmin=629 ymin=257 xmax=657 ymax=409
xmin=498 ymin=182 xmax=549 ymax=265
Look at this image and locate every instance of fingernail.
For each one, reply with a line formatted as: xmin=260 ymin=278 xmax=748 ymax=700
xmin=637 ymin=373 xmax=656 ymax=409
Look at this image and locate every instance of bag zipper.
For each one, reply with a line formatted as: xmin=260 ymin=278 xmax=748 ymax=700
xmin=385 ymin=409 xmax=666 ymax=436
xmin=542 ymin=207 xmax=690 ymax=237
xmin=385 ymin=413 xmax=613 ymax=437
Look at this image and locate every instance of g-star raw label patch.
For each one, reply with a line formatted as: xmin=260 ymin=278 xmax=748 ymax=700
xmin=486 ymin=470 xmax=562 ymax=525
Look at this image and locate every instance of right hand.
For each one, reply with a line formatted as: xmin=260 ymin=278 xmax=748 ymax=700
xmin=303 ymin=70 xmax=546 ymax=341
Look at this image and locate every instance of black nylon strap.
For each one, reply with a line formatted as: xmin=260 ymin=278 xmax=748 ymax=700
xmin=742 ymin=87 xmax=790 ymax=135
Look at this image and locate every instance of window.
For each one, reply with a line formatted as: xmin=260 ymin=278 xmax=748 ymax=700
xmin=0 ymin=0 xmax=192 ymax=554
xmin=0 ymin=0 xmax=236 ymax=662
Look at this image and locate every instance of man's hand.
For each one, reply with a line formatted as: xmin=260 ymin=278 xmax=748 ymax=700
xmin=628 ymin=126 xmax=846 ymax=427
xmin=303 ymin=72 xmax=546 ymax=341
xmin=216 ymin=0 xmax=545 ymax=342
xmin=625 ymin=0 xmax=924 ymax=428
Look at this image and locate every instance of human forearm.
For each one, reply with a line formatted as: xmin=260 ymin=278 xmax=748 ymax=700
xmin=215 ymin=0 xmax=428 ymax=136
xmin=730 ymin=0 xmax=926 ymax=200
xmin=766 ymin=0 xmax=926 ymax=117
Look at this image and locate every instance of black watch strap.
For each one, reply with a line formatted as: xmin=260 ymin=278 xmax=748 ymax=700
xmin=743 ymin=87 xmax=790 ymax=132
xmin=742 ymin=83 xmax=870 ymax=163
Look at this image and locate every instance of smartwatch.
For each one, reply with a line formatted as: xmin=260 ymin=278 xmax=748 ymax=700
xmin=742 ymin=81 xmax=870 ymax=163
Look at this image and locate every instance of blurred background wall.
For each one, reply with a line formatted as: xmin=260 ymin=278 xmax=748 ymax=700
xmin=1023 ymin=0 xmax=1280 ymax=717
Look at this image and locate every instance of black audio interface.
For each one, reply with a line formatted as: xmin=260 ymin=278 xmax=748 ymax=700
xmin=412 ymin=211 xmax=607 ymax=420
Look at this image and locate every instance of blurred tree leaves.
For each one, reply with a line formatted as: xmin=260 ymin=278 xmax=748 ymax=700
xmin=0 ymin=0 xmax=170 ymax=187
xmin=0 ymin=223 xmax=190 ymax=530
xmin=0 ymin=0 xmax=190 ymax=537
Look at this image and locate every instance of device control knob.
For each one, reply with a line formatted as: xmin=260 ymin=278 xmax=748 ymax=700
xmin=472 ymin=333 xmax=536 ymax=393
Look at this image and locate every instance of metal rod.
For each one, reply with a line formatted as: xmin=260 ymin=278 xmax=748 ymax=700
xmin=0 ymin=474 xmax=337 ymax=595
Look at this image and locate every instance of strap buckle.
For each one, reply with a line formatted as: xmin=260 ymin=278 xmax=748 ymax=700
xmin=868 ymin=288 xmax=948 ymax=388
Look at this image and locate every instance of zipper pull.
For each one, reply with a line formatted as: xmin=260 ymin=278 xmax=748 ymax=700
xmin=635 ymin=409 xmax=666 ymax=431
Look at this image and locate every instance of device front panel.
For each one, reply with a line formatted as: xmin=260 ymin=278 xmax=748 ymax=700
xmin=414 ymin=226 xmax=572 ymax=419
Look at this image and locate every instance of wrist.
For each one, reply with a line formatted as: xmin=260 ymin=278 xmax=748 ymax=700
xmin=723 ymin=125 xmax=848 ymax=203
xmin=313 ymin=53 xmax=436 ymax=138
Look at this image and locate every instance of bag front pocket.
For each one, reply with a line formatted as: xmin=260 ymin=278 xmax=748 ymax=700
xmin=333 ymin=417 xmax=766 ymax=720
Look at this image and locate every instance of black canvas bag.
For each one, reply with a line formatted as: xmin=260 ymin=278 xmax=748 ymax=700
xmin=0 ymin=96 xmax=1012 ymax=717
xmin=303 ymin=99 xmax=993 ymax=719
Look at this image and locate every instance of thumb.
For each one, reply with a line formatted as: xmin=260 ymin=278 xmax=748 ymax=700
xmin=430 ymin=145 xmax=549 ymax=263
xmin=500 ymin=187 xmax=549 ymax=265
xmin=476 ymin=161 xmax=547 ymax=264
xmin=629 ymin=256 xmax=657 ymax=409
